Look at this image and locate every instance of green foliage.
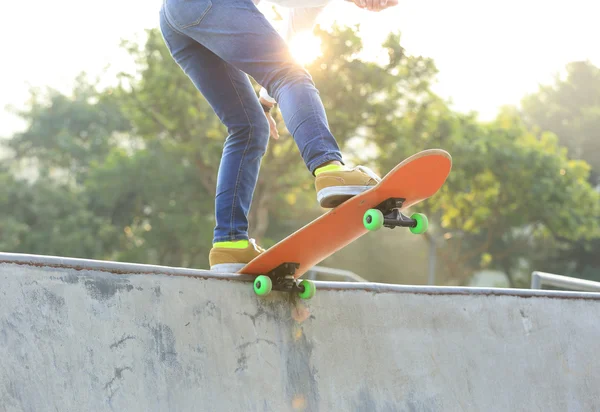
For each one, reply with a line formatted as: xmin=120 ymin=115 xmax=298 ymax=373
xmin=521 ymin=60 xmax=600 ymax=183
xmin=1 ymin=25 xmax=598 ymax=287
xmin=84 ymin=141 xmax=214 ymax=267
xmin=8 ymin=75 xmax=130 ymax=184
xmin=429 ymin=108 xmax=599 ymax=284
xmin=451 ymin=108 xmax=597 ymax=240
xmin=0 ymin=166 xmax=118 ymax=257
xmin=520 ymin=60 xmax=600 ymax=282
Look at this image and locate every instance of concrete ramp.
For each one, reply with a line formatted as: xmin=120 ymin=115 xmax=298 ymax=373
xmin=1 ymin=253 xmax=599 ymax=411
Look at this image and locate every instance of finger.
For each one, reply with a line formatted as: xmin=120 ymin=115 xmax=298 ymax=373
xmin=269 ymin=118 xmax=279 ymax=139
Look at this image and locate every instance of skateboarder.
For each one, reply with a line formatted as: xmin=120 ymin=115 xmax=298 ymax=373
xmin=158 ymin=0 xmax=398 ymax=271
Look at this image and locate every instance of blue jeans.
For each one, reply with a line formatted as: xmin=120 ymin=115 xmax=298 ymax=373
xmin=159 ymin=0 xmax=343 ymax=244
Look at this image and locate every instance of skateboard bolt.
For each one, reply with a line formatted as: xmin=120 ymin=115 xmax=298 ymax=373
xmin=366 ymin=216 xmax=372 ymax=224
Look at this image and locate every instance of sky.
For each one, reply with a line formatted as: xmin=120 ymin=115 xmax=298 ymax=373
xmin=1 ymin=0 xmax=598 ymax=138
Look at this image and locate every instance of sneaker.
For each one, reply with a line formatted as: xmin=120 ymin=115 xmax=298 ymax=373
xmin=315 ymin=165 xmax=381 ymax=208
xmin=209 ymin=238 xmax=265 ymax=272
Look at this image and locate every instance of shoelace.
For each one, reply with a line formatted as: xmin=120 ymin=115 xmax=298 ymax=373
xmin=248 ymin=238 xmax=266 ymax=253
xmin=355 ymin=165 xmax=382 ymax=183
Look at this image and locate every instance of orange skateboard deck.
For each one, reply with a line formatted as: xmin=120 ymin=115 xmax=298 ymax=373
xmin=239 ymin=149 xmax=452 ymax=298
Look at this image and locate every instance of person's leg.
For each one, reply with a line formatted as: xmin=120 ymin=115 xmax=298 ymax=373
xmin=163 ymin=0 xmax=381 ymax=209
xmin=159 ymin=6 xmax=269 ymax=252
xmin=162 ymin=0 xmax=344 ymax=173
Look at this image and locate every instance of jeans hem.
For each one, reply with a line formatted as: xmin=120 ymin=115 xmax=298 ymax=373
xmin=213 ymin=234 xmax=249 ymax=244
xmin=307 ymin=152 xmax=344 ymax=175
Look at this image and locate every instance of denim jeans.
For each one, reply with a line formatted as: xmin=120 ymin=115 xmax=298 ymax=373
xmin=159 ymin=0 xmax=343 ymax=243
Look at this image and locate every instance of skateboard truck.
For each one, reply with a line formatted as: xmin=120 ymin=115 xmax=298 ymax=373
xmin=363 ymin=197 xmax=429 ymax=233
xmin=383 ymin=209 xmax=419 ymax=229
xmin=252 ymin=263 xmax=316 ymax=299
xmin=374 ymin=198 xmax=418 ymax=229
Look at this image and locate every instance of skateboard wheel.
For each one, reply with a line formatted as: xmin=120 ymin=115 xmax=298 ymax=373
xmin=363 ymin=209 xmax=384 ymax=231
xmin=409 ymin=213 xmax=428 ymax=234
xmin=298 ymin=279 xmax=316 ymax=300
xmin=254 ymin=275 xmax=272 ymax=296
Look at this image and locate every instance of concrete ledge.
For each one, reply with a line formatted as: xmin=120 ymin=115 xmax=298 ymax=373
xmin=1 ymin=253 xmax=600 ymax=411
xmin=2 ymin=252 xmax=600 ymax=300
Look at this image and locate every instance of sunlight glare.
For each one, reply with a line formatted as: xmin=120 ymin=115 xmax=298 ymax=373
xmin=289 ymin=32 xmax=322 ymax=65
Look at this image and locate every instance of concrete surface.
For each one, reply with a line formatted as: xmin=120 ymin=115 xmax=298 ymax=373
xmin=1 ymin=253 xmax=600 ymax=412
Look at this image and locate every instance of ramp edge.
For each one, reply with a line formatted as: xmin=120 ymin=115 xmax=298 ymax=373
xmin=2 ymin=252 xmax=600 ymax=300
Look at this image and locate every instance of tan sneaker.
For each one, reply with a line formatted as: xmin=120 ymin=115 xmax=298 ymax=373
xmin=315 ymin=165 xmax=381 ymax=208
xmin=209 ymin=239 xmax=265 ymax=272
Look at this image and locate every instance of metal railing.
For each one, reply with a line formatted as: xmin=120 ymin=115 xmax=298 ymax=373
xmin=530 ymin=271 xmax=600 ymax=292
xmin=303 ymin=266 xmax=368 ymax=282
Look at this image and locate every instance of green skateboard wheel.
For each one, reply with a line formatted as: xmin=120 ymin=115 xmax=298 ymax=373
xmin=298 ymin=279 xmax=316 ymax=299
xmin=363 ymin=209 xmax=384 ymax=231
xmin=254 ymin=275 xmax=272 ymax=296
xmin=409 ymin=213 xmax=428 ymax=234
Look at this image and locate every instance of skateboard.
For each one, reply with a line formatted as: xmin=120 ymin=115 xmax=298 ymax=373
xmin=238 ymin=149 xmax=452 ymax=299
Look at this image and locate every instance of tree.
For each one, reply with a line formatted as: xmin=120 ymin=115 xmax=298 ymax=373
xmin=521 ymin=60 xmax=600 ymax=185
xmin=4 ymin=24 xmax=597 ymax=287
xmin=7 ymin=75 xmax=130 ymax=185
xmin=520 ymin=60 xmax=600 ymax=282
xmin=0 ymin=165 xmax=118 ymax=258
xmin=429 ymin=107 xmax=599 ymax=286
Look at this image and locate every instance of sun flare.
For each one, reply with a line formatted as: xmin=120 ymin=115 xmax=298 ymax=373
xmin=289 ymin=32 xmax=323 ymax=65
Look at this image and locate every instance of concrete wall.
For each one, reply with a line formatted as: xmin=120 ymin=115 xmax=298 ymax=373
xmin=1 ymin=253 xmax=599 ymax=411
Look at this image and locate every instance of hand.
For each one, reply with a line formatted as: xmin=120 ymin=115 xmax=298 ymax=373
xmin=265 ymin=111 xmax=279 ymax=140
xmin=350 ymin=0 xmax=398 ymax=11
xmin=259 ymin=96 xmax=279 ymax=140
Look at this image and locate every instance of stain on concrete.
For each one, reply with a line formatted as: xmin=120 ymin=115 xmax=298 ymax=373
xmin=353 ymin=387 xmax=378 ymax=412
xmin=353 ymin=387 xmax=441 ymax=412
xmin=238 ymin=300 xmax=319 ymax=410
xmin=291 ymin=304 xmax=311 ymax=323
xmin=61 ymin=273 xmax=80 ymax=284
xmin=29 ymin=288 xmax=65 ymax=313
xmin=146 ymin=323 xmax=178 ymax=365
xmin=235 ymin=339 xmax=277 ymax=373
xmin=240 ymin=301 xmax=285 ymax=326
xmin=84 ymin=276 xmax=134 ymax=301
xmin=291 ymin=394 xmax=307 ymax=410
xmin=520 ymin=309 xmax=533 ymax=335
xmin=110 ymin=335 xmax=136 ymax=350
xmin=2 ymin=314 xmax=26 ymax=343
xmin=193 ymin=301 xmax=221 ymax=319
xmin=4 ymin=380 xmax=22 ymax=406
xmin=104 ymin=366 xmax=133 ymax=402
xmin=402 ymin=390 xmax=442 ymax=412
xmin=282 ymin=326 xmax=319 ymax=412
xmin=192 ymin=345 xmax=205 ymax=354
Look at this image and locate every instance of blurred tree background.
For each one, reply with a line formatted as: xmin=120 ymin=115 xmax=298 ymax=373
xmin=1 ymin=24 xmax=599 ymax=287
